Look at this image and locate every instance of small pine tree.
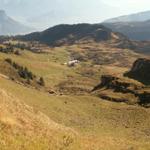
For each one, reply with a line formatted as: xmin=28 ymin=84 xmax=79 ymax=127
xmin=39 ymin=77 xmax=45 ymax=86
xmin=28 ymin=71 xmax=33 ymax=80
xmin=13 ymin=62 xmax=18 ymax=69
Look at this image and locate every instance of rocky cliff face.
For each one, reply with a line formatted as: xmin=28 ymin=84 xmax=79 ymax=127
xmin=131 ymin=58 xmax=150 ymax=72
xmin=124 ymin=58 xmax=150 ymax=85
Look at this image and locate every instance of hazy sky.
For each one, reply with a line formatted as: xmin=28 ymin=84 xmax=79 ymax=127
xmin=0 ymin=0 xmax=150 ymax=29
xmin=103 ymin=0 xmax=150 ymax=12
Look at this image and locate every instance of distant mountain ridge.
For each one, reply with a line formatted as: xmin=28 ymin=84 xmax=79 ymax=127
xmin=103 ymin=10 xmax=150 ymax=41
xmin=103 ymin=20 xmax=150 ymax=41
xmin=0 ymin=10 xmax=33 ymax=35
xmin=104 ymin=10 xmax=150 ymax=23
xmin=17 ymin=23 xmax=128 ymax=46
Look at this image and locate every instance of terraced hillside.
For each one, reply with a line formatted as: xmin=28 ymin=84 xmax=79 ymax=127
xmin=0 ymin=39 xmax=150 ymax=149
xmin=0 ymin=39 xmax=145 ymax=94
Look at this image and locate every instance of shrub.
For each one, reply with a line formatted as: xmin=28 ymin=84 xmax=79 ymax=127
xmin=5 ymin=58 xmax=12 ymax=64
xmin=5 ymin=59 xmax=44 ymax=86
xmin=14 ymin=50 xmax=20 ymax=55
xmin=71 ymin=51 xmax=85 ymax=61
xmin=39 ymin=77 xmax=45 ymax=86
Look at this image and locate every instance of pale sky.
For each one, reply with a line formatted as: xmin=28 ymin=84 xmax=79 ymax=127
xmin=103 ymin=0 xmax=150 ymax=13
xmin=0 ymin=0 xmax=150 ymax=29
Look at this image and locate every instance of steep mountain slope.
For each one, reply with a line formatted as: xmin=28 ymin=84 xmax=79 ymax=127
xmin=103 ymin=20 xmax=150 ymax=40
xmin=104 ymin=10 xmax=150 ymax=23
xmin=0 ymin=10 xmax=33 ymax=35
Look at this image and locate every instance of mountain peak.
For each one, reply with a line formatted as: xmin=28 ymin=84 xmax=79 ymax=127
xmin=0 ymin=9 xmax=6 ymax=14
xmin=0 ymin=9 xmax=34 ymax=35
xmin=0 ymin=10 xmax=6 ymax=17
xmin=0 ymin=10 xmax=9 ymax=21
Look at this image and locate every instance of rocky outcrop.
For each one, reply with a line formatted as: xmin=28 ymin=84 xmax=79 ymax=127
xmin=124 ymin=58 xmax=150 ymax=85
xmin=92 ymin=75 xmax=141 ymax=94
xmin=92 ymin=74 xmax=150 ymax=107
xmin=138 ymin=91 xmax=150 ymax=107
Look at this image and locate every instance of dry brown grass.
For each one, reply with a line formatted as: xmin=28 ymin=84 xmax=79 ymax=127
xmin=0 ymin=76 xmax=150 ymax=150
xmin=0 ymin=40 xmax=150 ymax=149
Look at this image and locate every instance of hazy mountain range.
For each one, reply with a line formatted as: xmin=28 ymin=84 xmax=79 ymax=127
xmin=103 ymin=10 xmax=150 ymax=40
xmin=27 ymin=1 xmax=117 ymax=29
xmin=103 ymin=20 xmax=150 ymax=41
xmin=0 ymin=0 xmax=119 ymax=29
xmin=1 ymin=5 xmax=150 ymax=40
xmin=104 ymin=10 xmax=150 ymax=23
xmin=0 ymin=10 xmax=34 ymax=35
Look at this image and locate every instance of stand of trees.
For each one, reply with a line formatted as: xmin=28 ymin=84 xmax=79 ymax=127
xmin=0 ymin=42 xmax=31 ymax=55
xmin=5 ymin=58 xmax=45 ymax=86
xmin=0 ymin=45 xmax=14 ymax=53
xmin=0 ymin=45 xmax=21 ymax=55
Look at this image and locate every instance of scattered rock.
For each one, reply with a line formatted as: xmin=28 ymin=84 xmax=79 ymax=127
xmin=47 ymin=89 xmax=57 ymax=95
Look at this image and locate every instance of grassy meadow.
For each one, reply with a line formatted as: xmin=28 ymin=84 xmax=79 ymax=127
xmin=0 ymin=41 xmax=150 ymax=149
